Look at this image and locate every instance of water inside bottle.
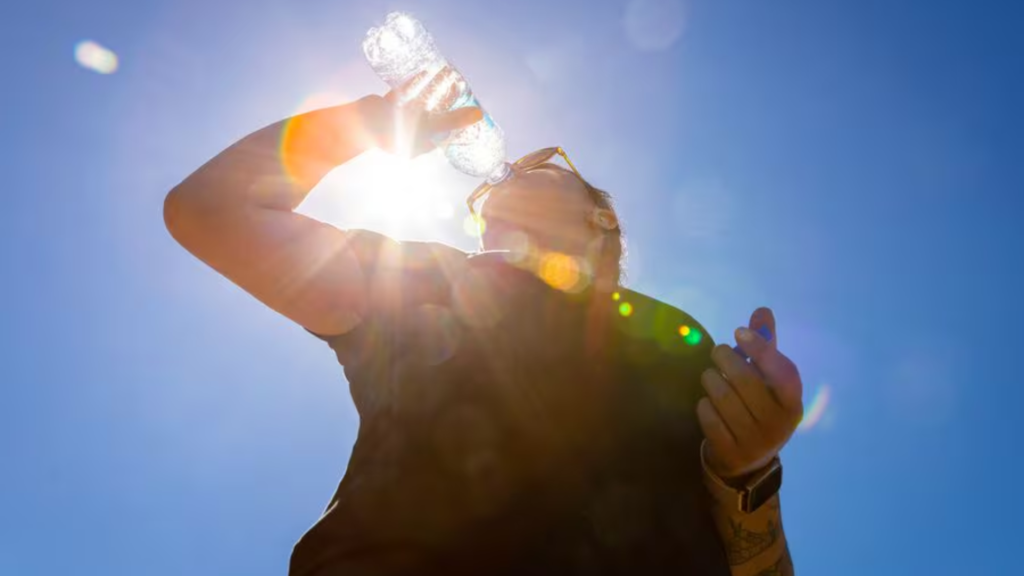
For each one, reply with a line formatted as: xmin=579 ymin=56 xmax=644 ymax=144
xmin=362 ymin=13 xmax=439 ymax=87
xmin=400 ymin=64 xmax=508 ymax=179
xmin=363 ymin=12 xmax=509 ymax=180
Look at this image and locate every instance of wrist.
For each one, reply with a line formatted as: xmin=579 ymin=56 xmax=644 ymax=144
xmin=703 ymin=441 xmax=778 ymax=485
xmin=701 ymin=440 xmax=783 ymax=513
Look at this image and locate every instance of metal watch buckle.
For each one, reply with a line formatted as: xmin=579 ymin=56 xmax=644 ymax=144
xmin=738 ymin=458 xmax=783 ymax=514
xmin=700 ymin=439 xmax=783 ymax=514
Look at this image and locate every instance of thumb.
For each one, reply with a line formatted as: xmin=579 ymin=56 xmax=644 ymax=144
xmin=731 ymin=306 xmax=775 ymax=361
xmin=748 ymin=306 xmax=777 ymax=349
xmin=734 ymin=325 xmax=774 ymax=366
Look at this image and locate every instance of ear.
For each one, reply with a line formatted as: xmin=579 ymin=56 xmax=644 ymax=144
xmin=589 ymin=208 xmax=619 ymax=232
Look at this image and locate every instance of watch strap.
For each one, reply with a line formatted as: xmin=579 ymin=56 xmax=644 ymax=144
xmin=700 ymin=439 xmax=783 ymax=514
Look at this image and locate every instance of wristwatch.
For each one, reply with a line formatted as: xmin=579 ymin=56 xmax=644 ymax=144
xmin=700 ymin=439 xmax=783 ymax=514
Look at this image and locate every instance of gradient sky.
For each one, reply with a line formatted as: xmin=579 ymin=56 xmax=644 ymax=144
xmin=2 ymin=0 xmax=1022 ymax=574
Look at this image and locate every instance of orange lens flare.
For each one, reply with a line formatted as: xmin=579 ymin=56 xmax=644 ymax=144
xmin=279 ymin=113 xmax=324 ymax=188
xmin=539 ymin=252 xmax=581 ymax=292
xmin=279 ymin=94 xmax=352 ymax=188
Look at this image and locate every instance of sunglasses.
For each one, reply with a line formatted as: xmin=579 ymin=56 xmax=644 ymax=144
xmin=465 ymin=147 xmax=586 ymax=218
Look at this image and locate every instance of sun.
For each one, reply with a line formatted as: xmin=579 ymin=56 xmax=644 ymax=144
xmin=304 ymin=147 xmax=479 ymax=240
xmin=356 ymin=150 xmax=423 ymax=213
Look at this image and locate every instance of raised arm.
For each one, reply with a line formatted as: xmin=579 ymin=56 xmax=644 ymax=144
xmin=696 ymin=308 xmax=803 ymax=575
xmin=709 ymin=492 xmax=793 ymax=575
xmin=163 ymin=94 xmax=480 ymax=335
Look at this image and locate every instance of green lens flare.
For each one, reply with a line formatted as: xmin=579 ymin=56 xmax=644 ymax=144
xmin=618 ymin=302 xmax=633 ymax=317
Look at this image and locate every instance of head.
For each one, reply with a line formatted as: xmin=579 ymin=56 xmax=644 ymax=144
xmin=477 ymin=163 xmax=625 ymax=291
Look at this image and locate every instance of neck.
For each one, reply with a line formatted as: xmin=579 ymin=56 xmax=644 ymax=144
xmin=495 ymin=243 xmax=616 ymax=296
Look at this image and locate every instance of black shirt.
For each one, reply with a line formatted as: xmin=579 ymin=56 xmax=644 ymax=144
xmin=290 ymin=231 xmax=731 ymax=576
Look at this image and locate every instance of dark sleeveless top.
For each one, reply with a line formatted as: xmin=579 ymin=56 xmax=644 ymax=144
xmin=289 ymin=231 xmax=731 ymax=576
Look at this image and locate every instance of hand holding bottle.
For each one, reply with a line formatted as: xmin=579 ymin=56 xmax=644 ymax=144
xmin=363 ymin=12 xmax=508 ymax=179
xmin=360 ymin=80 xmax=483 ymax=159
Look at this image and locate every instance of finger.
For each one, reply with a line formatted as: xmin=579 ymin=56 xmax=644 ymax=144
xmin=710 ymin=344 xmax=778 ymax=423
xmin=734 ymin=327 xmax=804 ymax=416
xmin=696 ymin=397 xmax=738 ymax=454
xmin=427 ymin=107 xmax=483 ymax=133
xmin=749 ymin=307 xmax=777 ymax=349
xmin=385 ymin=70 xmax=431 ymax=104
xmin=701 ymin=366 xmax=758 ymax=444
xmin=386 ymin=107 xmax=425 ymax=157
xmin=732 ymin=306 xmax=774 ymax=360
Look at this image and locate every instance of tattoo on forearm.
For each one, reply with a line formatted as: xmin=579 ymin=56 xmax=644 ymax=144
xmin=724 ymin=517 xmax=779 ymax=565
xmin=753 ymin=545 xmax=794 ymax=576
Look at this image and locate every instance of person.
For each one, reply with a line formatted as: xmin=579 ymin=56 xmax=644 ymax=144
xmin=164 ymin=89 xmax=804 ymax=576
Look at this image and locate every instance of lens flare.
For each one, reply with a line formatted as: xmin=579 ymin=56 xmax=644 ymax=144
xmin=279 ymin=112 xmax=325 ymax=187
xmin=623 ymin=0 xmax=687 ymax=52
xmin=74 ymin=40 xmax=118 ymax=74
xmin=618 ymin=302 xmax=633 ymax=317
xmin=279 ymin=91 xmax=357 ymax=186
xmin=798 ymin=385 xmax=832 ymax=432
xmin=612 ymin=292 xmax=621 ymax=301
xmin=539 ymin=252 xmax=581 ymax=292
xmin=678 ymin=324 xmax=704 ymax=346
xmin=499 ymin=231 xmax=534 ymax=264
xmin=463 ymin=214 xmax=485 ymax=237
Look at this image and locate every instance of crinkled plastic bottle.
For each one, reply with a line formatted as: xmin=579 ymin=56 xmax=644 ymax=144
xmin=363 ymin=12 xmax=511 ymax=183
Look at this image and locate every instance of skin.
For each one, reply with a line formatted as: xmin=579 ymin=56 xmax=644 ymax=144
xmin=164 ymin=91 xmax=800 ymax=575
xmin=481 ymin=165 xmax=609 ymax=257
xmin=702 ymin=307 xmax=802 ymax=576
xmin=163 ymin=94 xmax=479 ymax=336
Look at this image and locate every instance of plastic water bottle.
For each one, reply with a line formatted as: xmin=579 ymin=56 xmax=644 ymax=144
xmin=363 ymin=12 xmax=511 ymax=183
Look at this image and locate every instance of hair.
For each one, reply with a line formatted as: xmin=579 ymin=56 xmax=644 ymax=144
xmin=582 ymin=181 xmax=627 ymax=289
xmin=533 ymin=162 xmax=626 ymax=289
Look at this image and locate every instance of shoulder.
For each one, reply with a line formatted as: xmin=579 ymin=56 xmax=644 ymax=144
xmin=610 ymin=288 xmax=717 ymax=358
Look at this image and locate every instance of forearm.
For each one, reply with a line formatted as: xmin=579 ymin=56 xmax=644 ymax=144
xmin=168 ymin=96 xmax=383 ymax=215
xmin=710 ymin=494 xmax=794 ymax=576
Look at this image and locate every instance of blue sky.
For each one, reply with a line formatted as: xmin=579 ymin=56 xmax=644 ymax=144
xmin=2 ymin=0 xmax=1022 ymax=574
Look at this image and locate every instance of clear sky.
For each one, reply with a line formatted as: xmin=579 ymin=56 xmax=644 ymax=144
xmin=1 ymin=0 xmax=1022 ymax=574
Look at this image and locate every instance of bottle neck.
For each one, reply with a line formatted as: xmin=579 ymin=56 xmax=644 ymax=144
xmin=487 ymin=162 xmax=512 ymax=185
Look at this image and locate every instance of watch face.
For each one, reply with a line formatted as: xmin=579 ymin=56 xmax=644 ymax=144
xmin=745 ymin=464 xmax=783 ymax=513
